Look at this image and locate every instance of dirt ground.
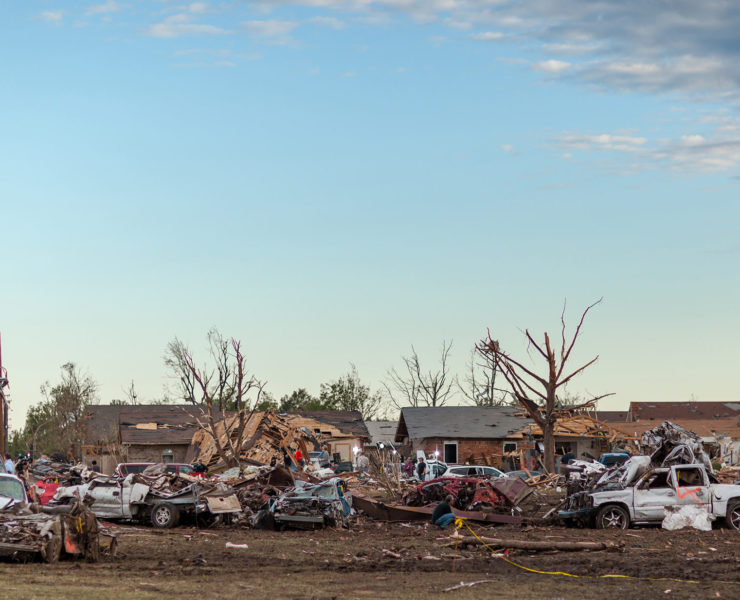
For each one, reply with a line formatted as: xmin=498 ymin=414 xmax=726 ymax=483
xmin=1 ymin=519 xmax=738 ymax=600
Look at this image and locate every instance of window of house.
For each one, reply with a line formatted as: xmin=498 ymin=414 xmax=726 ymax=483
xmin=503 ymin=442 xmax=517 ymax=453
xmin=162 ymin=449 xmax=174 ymax=464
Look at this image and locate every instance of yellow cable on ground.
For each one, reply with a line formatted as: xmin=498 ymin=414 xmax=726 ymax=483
xmin=454 ymin=517 xmax=740 ymax=586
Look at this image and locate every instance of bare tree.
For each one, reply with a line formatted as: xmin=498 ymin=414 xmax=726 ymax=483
xmin=456 ymin=347 xmax=512 ymax=407
xmin=384 ymin=341 xmax=455 ymax=409
xmin=165 ymin=328 xmax=238 ymax=408
xmin=175 ymin=331 xmax=266 ymax=467
xmin=476 ymin=300 xmax=612 ymax=472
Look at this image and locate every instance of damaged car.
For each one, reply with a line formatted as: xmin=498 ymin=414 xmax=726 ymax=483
xmin=560 ymin=462 xmax=740 ymax=530
xmin=53 ymin=465 xmax=241 ymax=528
xmin=265 ymin=478 xmax=353 ymax=530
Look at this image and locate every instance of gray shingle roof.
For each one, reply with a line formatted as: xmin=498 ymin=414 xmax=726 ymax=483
xmin=396 ymin=406 xmax=534 ymax=441
xmin=364 ymin=420 xmax=398 ymax=444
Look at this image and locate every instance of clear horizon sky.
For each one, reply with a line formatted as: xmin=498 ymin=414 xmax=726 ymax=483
xmin=2 ymin=1 xmax=739 ymax=429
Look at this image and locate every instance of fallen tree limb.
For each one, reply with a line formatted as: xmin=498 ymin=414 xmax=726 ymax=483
xmin=447 ymin=535 xmax=621 ymax=552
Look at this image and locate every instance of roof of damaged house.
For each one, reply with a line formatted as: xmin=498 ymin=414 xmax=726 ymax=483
xmin=629 ymin=401 xmax=740 ymax=422
xmin=288 ymin=410 xmax=369 ymax=439
xmin=364 ymin=420 xmax=398 ymax=445
xmin=395 ymin=406 xmax=534 ymax=442
xmin=85 ymin=404 xmax=219 ymax=446
xmin=516 ymin=414 xmax=639 ymax=441
xmin=119 ymin=406 xmax=207 ymax=445
xmin=596 ymin=410 xmax=630 ymax=422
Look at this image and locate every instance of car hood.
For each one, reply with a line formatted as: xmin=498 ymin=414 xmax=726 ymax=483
xmin=711 ymin=483 xmax=740 ymax=500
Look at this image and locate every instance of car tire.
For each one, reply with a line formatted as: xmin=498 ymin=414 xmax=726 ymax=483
xmin=41 ymin=522 xmax=63 ymax=563
xmin=726 ymin=501 xmax=740 ymax=531
xmin=595 ymin=504 xmax=630 ymax=530
xmin=150 ymin=502 xmax=180 ymax=529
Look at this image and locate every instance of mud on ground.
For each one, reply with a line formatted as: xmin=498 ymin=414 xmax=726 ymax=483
xmin=0 ymin=520 xmax=738 ymax=600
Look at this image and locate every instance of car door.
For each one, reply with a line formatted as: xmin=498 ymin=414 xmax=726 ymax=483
xmin=632 ymin=469 xmax=677 ymax=521
xmin=671 ymin=466 xmax=710 ymax=511
xmin=479 ymin=467 xmax=503 ymax=479
xmin=86 ymin=481 xmax=126 ymax=519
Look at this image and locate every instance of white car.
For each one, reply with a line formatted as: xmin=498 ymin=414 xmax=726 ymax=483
xmin=415 ymin=459 xmax=447 ymax=481
xmin=442 ymin=464 xmax=505 ymax=479
xmin=0 ymin=473 xmax=28 ymax=509
xmin=560 ymin=463 xmax=740 ymax=530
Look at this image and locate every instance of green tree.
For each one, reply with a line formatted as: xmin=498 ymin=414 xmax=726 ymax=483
xmin=278 ymin=388 xmax=327 ymax=411
xmin=319 ymin=365 xmax=384 ymax=420
xmin=255 ymin=391 xmax=279 ymax=412
xmin=16 ymin=363 xmax=98 ymax=458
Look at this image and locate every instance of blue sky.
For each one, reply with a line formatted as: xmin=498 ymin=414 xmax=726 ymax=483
xmin=2 ymin=1 xmax=739 ymax=428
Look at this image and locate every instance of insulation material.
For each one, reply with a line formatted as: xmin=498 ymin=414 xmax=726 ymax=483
xmin=662 ymin=504 xmax=715 ymax=531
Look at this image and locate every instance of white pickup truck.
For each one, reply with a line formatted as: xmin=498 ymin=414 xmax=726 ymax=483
xmin=54 ymin=475 xmax=241 ymax=528
xmin=560 ymin=463 xmax=740 ymax=530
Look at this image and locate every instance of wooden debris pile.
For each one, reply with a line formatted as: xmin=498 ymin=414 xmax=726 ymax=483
xmin=187 ymin=411 xmax=327 ymax=472
xmin=715 ymin=466 xmax=740 ymax=483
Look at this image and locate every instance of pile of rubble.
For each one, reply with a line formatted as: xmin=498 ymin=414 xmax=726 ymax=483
xmin=188 ymin=411 xmax=327 ymax=473
xmin=0 ymin=500 xmax=102 ymax=563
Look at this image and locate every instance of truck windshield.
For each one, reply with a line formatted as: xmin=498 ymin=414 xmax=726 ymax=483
xmin=0 ymin=478 xmax=26 ymax=502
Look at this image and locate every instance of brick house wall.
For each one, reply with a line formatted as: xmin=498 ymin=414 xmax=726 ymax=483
xmin=124 ymin=444 xmax=190 ymax=464
xmin=411 ymin=437 xmax=534 ymax=469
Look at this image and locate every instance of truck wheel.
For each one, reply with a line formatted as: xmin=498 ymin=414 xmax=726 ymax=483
xmin=41 ymin=533 xmax=62 ymax=563
xmin=595 ymin=505 xmax=630 ymax=530
xmin=151 ymin=503 xmax=180 ymax=529
xmin=726 ymin=501 xmax=740 ymax=531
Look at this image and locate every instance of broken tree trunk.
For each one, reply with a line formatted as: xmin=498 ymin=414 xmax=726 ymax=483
xmin=448 ymin=535 xmax=620 ymax=552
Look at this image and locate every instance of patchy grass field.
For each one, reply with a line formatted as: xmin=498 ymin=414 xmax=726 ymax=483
xmin=1 ymin=520 xmax=738 ymax=600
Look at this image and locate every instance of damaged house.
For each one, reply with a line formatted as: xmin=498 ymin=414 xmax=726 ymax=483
xmin=83 ymin=405 xmax=206 ymax=474
xmin=186 ymin=410 xmax=370 ymax=472
xmin=394 ymin=406 xmax=535 ymax=468
xmin=86 ymin=406 xmax=370 ymax=473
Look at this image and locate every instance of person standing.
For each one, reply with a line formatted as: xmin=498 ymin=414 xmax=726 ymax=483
xmin=283 ymin=448 xmax=294 ymax=471
xmin=4 ymin=454 xmax=15 ymax=475
xmin=416 ymin=457 xmax=426 ymax=480
xmin=295 ymin=449 xmax=306 ymax=470
xmin=91 ymin=460 xmax=102 ymax=473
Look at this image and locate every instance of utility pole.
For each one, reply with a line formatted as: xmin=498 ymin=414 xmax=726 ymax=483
xmin=0 ymin=331 xmax=9 ymax=457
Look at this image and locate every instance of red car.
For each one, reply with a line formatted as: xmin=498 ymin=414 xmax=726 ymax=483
xmin=33 ymin=476 xmax=62 ymax=505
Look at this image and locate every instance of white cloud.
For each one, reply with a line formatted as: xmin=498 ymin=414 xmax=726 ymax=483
xmin=86 ymin=1 xmax=122 ymax=15
xmin=555 ymin=124 xmax=740 ymax=173
xmin=558 ymin=133 xmax=647 ymax=152
xmin=309 ymin=16 xmax=345 ymax=29
xmin=186 ymin=2 xmax=210 ymax=14
xmin=470 ymin=31 xmax=504 ymax=42
xmin=40 ymin=11 xmax=63 ymax=23
xmin=533 ymin=59 xmax=571 ymax=74
xmin=242 ymin=20 xmax=298 ymax=37
xmin=444 ymin=19 xmax=472 ymax=30
xmin=146 ymin=15 xmax=230 ymax=38
xmin=341 ymin=71 xmax=356 ymax=78
xmin=173 ymin=48 xmax=231 ymax=57
xmin=500 ymin=144 xmax=514 ymax=153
